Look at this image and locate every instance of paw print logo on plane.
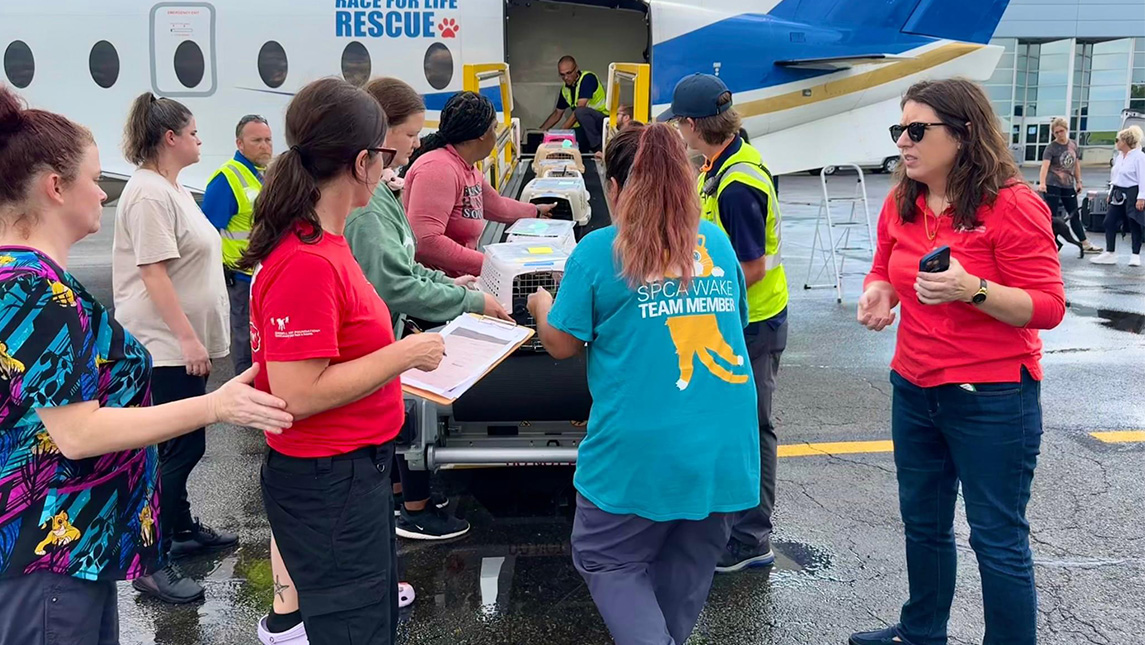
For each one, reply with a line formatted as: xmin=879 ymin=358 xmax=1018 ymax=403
xmin=438 ymin=18 xmax=459 ymax=38
xmin=664 ymin=235 xmax=748 ymax=391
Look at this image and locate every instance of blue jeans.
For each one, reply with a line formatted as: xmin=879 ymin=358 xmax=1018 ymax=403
xmin=890 ymin=368 xmax=1042 ymax=645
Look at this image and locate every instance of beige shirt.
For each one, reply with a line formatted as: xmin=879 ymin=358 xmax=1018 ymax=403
xmin=112 ymin=169 xmax=230 ymax=367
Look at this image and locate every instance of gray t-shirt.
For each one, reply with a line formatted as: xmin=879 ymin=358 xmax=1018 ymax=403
xmin=112 ymin=169 xmax=230 ymax=367
xmin=1043 ymin=140 xmax=1080 ymax=189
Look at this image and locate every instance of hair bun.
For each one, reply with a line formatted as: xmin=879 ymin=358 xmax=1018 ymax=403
xmin=0 ymin=87 xmax=26 ymax=138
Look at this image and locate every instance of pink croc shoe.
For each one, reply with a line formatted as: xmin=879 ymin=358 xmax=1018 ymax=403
xmin=258 ymin=616 xmax=308 ymax=644
xmin=398 ymin=581 xmax=416 ymax=608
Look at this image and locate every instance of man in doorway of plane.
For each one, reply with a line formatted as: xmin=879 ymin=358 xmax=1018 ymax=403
xmin=540 ymin=55 xmax=610 ymax=153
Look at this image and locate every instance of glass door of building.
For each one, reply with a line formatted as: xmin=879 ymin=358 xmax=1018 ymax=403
xmin=1021 ymin=118 xmax=1054 ymax=164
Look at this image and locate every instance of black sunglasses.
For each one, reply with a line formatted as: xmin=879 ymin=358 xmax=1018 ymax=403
xmin=890 ymin=122 xmax=947 ymax=143
xmin=368 ymin=146 xmax=398 ymax=168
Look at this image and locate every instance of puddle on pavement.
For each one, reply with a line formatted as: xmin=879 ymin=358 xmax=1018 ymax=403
xmin=1068 ymin=305 xmax=1145 ymax=334
xmin=771 ymin=539 xmax=832 ymax=576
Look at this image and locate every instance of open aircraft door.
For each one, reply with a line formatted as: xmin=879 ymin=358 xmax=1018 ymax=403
xmin=603 ymin=62 xmax=651 ymax=153
xmin=149 ymin=2 xmax=218 ymax=98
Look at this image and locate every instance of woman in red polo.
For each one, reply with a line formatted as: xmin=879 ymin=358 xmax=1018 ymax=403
xmin=237 ymin=78 xmax=444 ymax=645
xmin=849 ymin=79 xmax=1065 ymax=645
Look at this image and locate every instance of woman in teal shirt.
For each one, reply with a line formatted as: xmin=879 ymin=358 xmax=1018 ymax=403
xmin=528 ymin=124 xmax=760 ymax=645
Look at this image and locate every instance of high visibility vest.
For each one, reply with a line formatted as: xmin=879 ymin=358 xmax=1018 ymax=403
xmin=561 ymin=71 xmax=610 ymax=126
xmin=697 ymin=141 xmax=788 ymax=323
xmin=208 ymin=158 xmax=262 ymax=275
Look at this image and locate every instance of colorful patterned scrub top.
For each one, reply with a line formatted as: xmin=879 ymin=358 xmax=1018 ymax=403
xmin=0 ymin=248 xmax=160 ymax=582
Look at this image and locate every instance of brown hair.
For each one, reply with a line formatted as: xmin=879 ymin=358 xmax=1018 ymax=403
xmin=237 ymin=78 xmax=387 ymax=270
xmin=0 ymin=86 xmax=94 ymax=235
xmin=690 ymin=92 xmax=742 ymax=146
xmin=123 ymin=92 xmax=193 ymax=166
xmin=364 ymin=77 xmax=425 ymax=127
xmin=606 ymin=123 xmax=700 ymax=287
xmin=894 ymin=79 xmax=1020 ymax=231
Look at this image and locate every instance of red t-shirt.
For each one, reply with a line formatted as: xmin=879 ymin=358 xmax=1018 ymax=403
xmin=250 ymin=225 xmax=404 ymax=457
xmin=865 ymin=183 xmax=1066 ymax=388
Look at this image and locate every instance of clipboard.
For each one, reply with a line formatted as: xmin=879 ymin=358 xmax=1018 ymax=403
xmin=401 ymin=314 xmax=535 ymax=405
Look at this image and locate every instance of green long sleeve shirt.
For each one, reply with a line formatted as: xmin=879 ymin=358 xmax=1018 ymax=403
xmin=345 ymin=185 xmax=485 ymax=335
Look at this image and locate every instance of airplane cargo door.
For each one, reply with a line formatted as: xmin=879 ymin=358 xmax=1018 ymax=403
xmin=150 ymin=2 xmax=217 ymax=97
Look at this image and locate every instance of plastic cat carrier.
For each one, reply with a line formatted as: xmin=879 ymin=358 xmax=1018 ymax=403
xmin=518 ymin=177 xmax=592 ymax=226
xmin=532 ymin=143 xmax=585 ymax=174
xmin=479 ymin=243 xmax=570 ymax=351
xmin=505 ymin=218 xmax=577 ymax=252
xmin=543 ymin=129 xmax=577 ymax=146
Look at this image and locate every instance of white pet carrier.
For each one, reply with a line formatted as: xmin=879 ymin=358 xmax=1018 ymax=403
xmin=539 ymin=160 xmax=583 ymax=179
xmin=519 ymin=177 xmax=592 ymax=226
xmin=532 ymin=143 xmax=586 ymax=174
xmin=480 ymin=243 xmax=570 ymax=350
xmin=505 ymin=218 xmax=577 ymax=252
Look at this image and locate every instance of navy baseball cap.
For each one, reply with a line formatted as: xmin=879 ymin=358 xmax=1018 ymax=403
xmin=657 ymin=74 xmax=733 ymax=122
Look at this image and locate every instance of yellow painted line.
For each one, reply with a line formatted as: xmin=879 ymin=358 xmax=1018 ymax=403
xmin=1091 ymin=431 xmax=1145 ymax=444
xmin=778 ymin=440 xmax=894 ymax=458
xmin=736 ymin=43 xmax=983 ymax=119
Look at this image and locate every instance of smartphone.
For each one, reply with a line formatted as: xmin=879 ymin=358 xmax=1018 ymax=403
xmin=919 ymin=245 xmax=951 ymax=273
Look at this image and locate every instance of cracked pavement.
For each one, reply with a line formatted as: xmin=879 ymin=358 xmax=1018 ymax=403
xmin=69 ymin=169 xmax=1143 ymax=644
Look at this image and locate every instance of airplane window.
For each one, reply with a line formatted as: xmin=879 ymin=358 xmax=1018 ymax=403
xmin=89 ymin=41 xmax=120 ymax=89
xmin=258 ymin=41 xmax=288 ymax=89
xmin=341 ymin=42 xmax=371 ymax=86
xmin=3 ymin=41 xmax=34 ymax=89
xmin=424 ymin=43 xmax=453 ymax=91
xmin=174 ymin=40 xmax=205 ymax=89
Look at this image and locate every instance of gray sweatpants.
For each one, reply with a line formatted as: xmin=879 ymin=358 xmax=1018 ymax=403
xmin=728 ymin=319 xmax=787 ymax=549
xmin=571 ymin=494 xmax=733 ymax=645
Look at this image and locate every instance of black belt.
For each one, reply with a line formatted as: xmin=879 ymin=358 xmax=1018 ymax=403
xmin=265 ymin=444 xmax=392 ymax=475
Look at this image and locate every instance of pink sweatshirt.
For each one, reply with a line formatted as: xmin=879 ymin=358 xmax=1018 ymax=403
xmin=403 ymin=145 xmax=537 ymax=277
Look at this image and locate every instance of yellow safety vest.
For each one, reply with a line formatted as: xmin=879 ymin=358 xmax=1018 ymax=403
xmin=561 ymin=71 xmax=610 ymax=126
xmin=207 ymin=158 xmax=262 ymax=275
xmin=697 ymin=141 xmax=788 ymax=323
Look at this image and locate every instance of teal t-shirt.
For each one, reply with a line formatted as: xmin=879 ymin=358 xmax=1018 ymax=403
xmin=547 ymin=222 xmax=760 ymax=521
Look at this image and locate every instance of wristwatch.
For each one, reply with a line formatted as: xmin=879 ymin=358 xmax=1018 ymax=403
xmin=970 ymin=278 xmax=988 ymax=305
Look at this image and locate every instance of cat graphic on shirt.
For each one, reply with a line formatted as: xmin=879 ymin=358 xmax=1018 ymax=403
xmin=663 ymin=235 xmax=749 ymax=391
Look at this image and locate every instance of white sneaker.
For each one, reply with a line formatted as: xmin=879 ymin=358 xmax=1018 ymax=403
xmin=1131 ymin=255 xmax=1142 ymax=267
xmin=258 ymin=616 xmax=308 ymax=644
xmin=1090 ymin=251 xmax=1118 ymax=265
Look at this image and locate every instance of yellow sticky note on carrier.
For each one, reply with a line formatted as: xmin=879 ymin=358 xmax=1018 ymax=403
xmin=528 ymin=247 xmax=553 ymax=254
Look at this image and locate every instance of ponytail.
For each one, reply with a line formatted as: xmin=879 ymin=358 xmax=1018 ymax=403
xmin=237 ymin=77 xmax=387 ymax=271
xmin=404 ymin=91 xmax=495 ymax=171
xmin=611 ymin=123 xmax=700 ymax=288
xmin=123 ymin=92 xmax=192 ymax=166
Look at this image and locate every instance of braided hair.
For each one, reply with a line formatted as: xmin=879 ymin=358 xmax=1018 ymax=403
xmin=404 ymin=91 xmax=495 ymax=172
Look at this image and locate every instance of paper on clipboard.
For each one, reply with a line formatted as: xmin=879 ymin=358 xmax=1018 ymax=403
xmin=401 ymin=314 xmax=534 ymax=404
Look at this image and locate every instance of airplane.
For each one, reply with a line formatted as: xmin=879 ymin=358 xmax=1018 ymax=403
xmin=1 ymin=0 xmax=1013 ymax=192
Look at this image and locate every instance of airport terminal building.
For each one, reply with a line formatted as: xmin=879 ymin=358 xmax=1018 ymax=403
xmin=985 ymin=0 xmax=1145 ymax=166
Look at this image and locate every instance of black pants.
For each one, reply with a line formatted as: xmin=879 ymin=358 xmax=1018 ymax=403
xmin=262 ymin=444 xmax=398 ymax=645
xmin=151 ymin=367 xmax=208 ymax=549
xmin=0 ymin=572 xmax=117 ymax=645
xmin=1043 ymin=185 xmax=1088 ymax=241
xmin=1105 ymin=186 xmax=1144 ymax=254
xmin=728 ymin=319 xmax=787 ymax=549
xmin=226 ymin=274 xmax=253 ymax=375
xmin=391 ymin=452 xmax=430 ymax=502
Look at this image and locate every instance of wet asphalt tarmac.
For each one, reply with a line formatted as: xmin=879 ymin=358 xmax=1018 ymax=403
xmin=68 ymin=169 xmax=1143 ymax=644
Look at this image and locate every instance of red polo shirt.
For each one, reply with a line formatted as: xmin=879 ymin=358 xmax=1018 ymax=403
xmin=865 ymin=183 xmax=1066 ymax=388
xmin=250 ymin=224 xmax=404 ymax=457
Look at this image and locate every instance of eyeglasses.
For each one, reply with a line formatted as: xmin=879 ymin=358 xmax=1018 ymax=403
xmin=889 ymin=122 xmax=947 ymax=143
xmin=368 ymin=147 xmax=398 ymax=168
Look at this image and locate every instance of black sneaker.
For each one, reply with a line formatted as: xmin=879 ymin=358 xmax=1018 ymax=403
xmin=849 ymin=626 xmax=917 ymax=645
xmin=132 ymin=563 xmax=205 ymax=604
xmin=395 ymin=492 xmax=450 ymax=516
xmin=396 ymin=506 xmax=470 ymax=541
xmin=715 ymin=539 xmax=775 ymax=573
xmin=169 ymin=518 xmax=239 ymax=559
